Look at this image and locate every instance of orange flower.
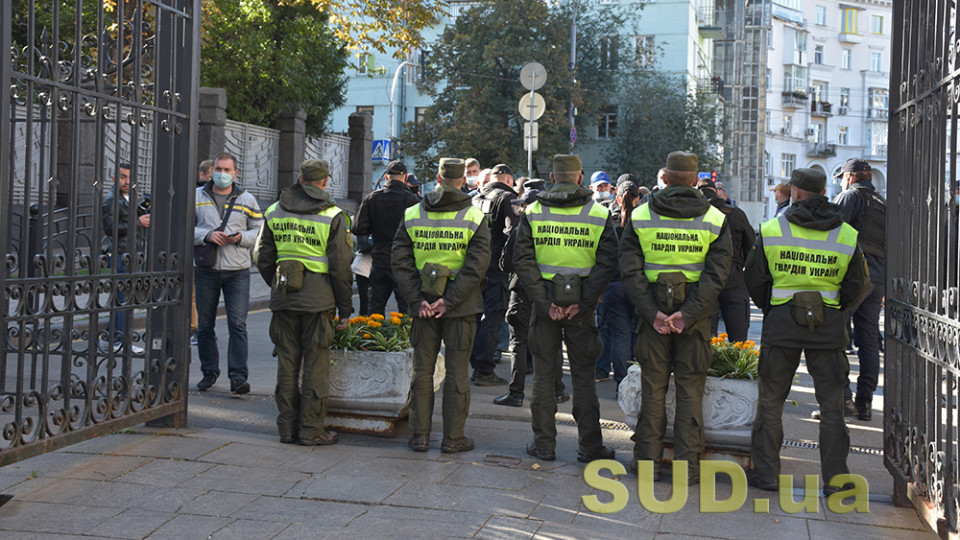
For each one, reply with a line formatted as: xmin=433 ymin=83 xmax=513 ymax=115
xmin=390 ymin=316 xmax=402 ymax=325
xmin=368 ymin=321 xmax=382 ymax=328
xmin=389 ymin=311 xmax=403 ymax=318
xmin=363 ymin=333 xmax=372 ymax=339
xmin=370 ymin=313 xmax=385 ymax=321
xmin=718 ymin=333 xmax=728 ymax=341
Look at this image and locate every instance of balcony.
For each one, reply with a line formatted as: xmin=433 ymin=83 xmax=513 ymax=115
xmin=866 ymin=107 xmax=889 ymax=120
xmin=808 ymin=142 xmax=837 ymax=158
xmin=782 ymin=91 xmax=809 ymax=109
xmin=698 ymin=76 xmax=725 ymax=96
xmin=863 ymin=145 xmax=888 ymax=160
xmin=811 ymin=101 xmax=833 ymax=117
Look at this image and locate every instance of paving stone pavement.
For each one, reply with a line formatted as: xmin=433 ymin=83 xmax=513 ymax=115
xmin=0 ymin=279 xmax=938 ymax=539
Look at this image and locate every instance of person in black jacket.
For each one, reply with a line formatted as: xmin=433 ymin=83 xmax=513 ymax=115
xmin=698 ymin=178 xmax=756 ymax=343
xmin=353 ymin=160 xmax=420 ymax=315
xmin=101 ymin=163 xmax=149 ymax=353
xmin=470 ymin=163 xmax=519 ymax=386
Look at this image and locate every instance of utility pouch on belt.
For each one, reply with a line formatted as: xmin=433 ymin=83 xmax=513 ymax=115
xmin=791 ymin=291 xmax=824 ymax=331
xmin=274 ymin=260 xmax=305 ymax=293
xmin=655 ymin=272 xmax=687 ymax=313
xmin=420 ymin=262 xmax=451 ymax=297
xmin=552 ymin=274 xmax=582 ymax=307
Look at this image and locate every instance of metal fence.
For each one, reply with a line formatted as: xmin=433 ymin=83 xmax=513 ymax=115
xmin=886 ymin=2 xmax=960 ymax=537
xmin=223 ymin=119 xmax=279 ymax=203
xmin=0 ymin=0 xmax=200 ymax=465
xmin=305 ymin=133 xmax=350 ymax=200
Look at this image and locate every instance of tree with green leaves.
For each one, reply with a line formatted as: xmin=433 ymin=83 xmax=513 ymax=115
xmin=606 ymin=71 xmax=723 ymax=186
xmin=403 ymin=0 xmax=629 ymax=178
xmin=200 ymin=0 xmax=350 ymax=137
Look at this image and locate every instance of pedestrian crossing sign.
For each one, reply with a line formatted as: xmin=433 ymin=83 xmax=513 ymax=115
xmin=372 ymin=139 xmax=392 ymax=164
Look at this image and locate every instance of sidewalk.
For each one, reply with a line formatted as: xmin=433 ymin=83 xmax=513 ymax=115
xmin=0 ymin=276 xmax=933 ymax=539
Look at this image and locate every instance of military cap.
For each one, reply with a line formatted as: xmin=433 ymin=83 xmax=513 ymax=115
xmin=386 ymin=160 xmax=407 ymax=175
xmin=836 ymin=157 xmax=871 ymax=177
xmin=553 ymin=154 xmax=583 ymax=173
xmin=491 ymin=163 xmax=514 ymax=176
xmin=438 ymin=158 xmax=465 ymax=179
xmin=665 ymin=151 xmax=699 ymax=172
xmin=300 ymin=159 xmax=330 ymax=183
xmin=770 ymin=182 xmax=791 ymax=195
xmin=789 ymin=167 xmax=827 ymax=193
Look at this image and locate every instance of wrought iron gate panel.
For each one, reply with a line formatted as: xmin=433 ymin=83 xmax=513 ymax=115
xmin=887 ymin=0 xmax=960 ymax=536
xmin=0 ymin=0 xmax=199 ymax=466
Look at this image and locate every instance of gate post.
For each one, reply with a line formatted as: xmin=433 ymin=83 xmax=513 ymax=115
xmin=197 ymin=88 xmax=227 ymax=164
xmin=277 ymin=106 xmax=306 ymax=195
xmin=348 ymin=112 xmax=373 ymax=209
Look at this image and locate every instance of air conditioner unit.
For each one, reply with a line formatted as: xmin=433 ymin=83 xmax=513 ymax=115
xmin=780 ymin=127 xmax=788 ymax=135
xmin=805 ymin=128 xmax=816 ymax=136
xmin=838 ymin=106 xmax=848 ymax=116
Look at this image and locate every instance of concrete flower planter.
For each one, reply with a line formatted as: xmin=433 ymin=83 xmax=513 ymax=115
xmin=617 ymin=364 xmax=758 ymax=454
xmin=325 ymin=348 xmax=444 ymax=436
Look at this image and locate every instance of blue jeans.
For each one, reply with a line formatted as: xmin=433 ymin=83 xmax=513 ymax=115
xmin=595 ymin=280 xmax=637 ymax=383
xmin=195 ymin=268 xmax=250 ymax=381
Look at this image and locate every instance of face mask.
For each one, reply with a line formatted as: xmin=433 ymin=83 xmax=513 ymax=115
xmin=466 ymin=176 xmax=478 ymax=187
xmin=593 ymin=190 xmax=611 ymax=201
xmin=213 ymin=171 xmax=233 ymax=189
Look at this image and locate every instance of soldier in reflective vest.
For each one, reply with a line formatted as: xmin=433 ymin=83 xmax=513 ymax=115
xmin=620 ymin=151 xmax=732 ymax=484
xmin=513 ymin=154 xmax=618 ymax=462
xmin=253 ymin=159 xmax=354 ymax=446
xmin=744 ymin=168 xmax=870 ymax=495
xmin=392 ymin=158 xmax=491 ymax=454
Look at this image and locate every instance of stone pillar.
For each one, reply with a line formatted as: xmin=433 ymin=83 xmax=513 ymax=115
xmin=197 ymin=87 xmax=227 ymax=164
xmin=348 ymin=112 xmax=372 ymax=210
xmin=276 ymin=105 xmax=306 ymax=193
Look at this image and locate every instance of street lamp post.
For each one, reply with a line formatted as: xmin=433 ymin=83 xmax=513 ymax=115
xmin=389 ymin=61 xmax=418 ymax=160
xmin=569 ymin=0 xmax=580 ymax=150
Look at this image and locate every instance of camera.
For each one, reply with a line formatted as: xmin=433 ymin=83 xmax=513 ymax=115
xmin=136 ymin=194 xmax=152 ymax=217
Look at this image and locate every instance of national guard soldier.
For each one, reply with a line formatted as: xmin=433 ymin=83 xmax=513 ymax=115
xmin=620 ymin=151 xmax=732 ymax=484
xmin=253 ymin=159 xmax=353 ymax=446
xmin=514 ymin=154 xmax=618 ymax=462
xmin=744 ymin=168 xmax=870 ymax=494
xmin=392 ymin=158 xmax=491 ymax=453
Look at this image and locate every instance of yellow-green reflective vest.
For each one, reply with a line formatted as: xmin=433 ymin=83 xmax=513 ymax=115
xmin=404 ymin=204 xmax=485 ymax=275
xmin=526 ymin=200 xmax=608 ymax=279
xmin=265 ymin=203 xmax=343 ymax=273
xmin=760 ymin=215 xmax=858 ymax=307
xmin=631 ymin=203 xmax=726 ymax=282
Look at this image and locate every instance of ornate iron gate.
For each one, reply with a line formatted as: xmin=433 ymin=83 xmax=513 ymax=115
xmin=0 ymin=0 xmax=199 ymax=465
xmin=887 ymin=1 xmax=960 ymax=537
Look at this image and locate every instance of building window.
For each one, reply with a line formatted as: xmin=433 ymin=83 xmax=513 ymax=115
xmin=811 ymin=82 xmax=827 ymax=103
xmin=405 ymin=50 xmax=423 ymax=85
xmin=764 ymin=111 xmax=771 ymax=132
xmin=841 ymin=49 xmax=851 ymax=69
xmin=871 ymin=52 xmax=882 ymax=72
xmin=815 ymin=6 xmax=826 ymax=26
xmin=871 ymin=15 xmax=884 ymax=34
xmin=868 ymin=88 xmax=889 ymax=117
xmin=414 ymin=107 xmax=428 ymax=124
xmin=783 ymin=115 xmax=792 ymax=136
xmin=841 ymin=8 xmax=858 ymax=34
xmin=781 ymin=153 xmax=796 ymax=177
xmin=357 ymin=53 xmax=375 ymax=74
xmin=794 ymin=31 xmax=807 ymax=53
xmin=597 ymin=105 xmax=618 ymax=138
xmin=600 ymin=37 xmax=619 ymax=70
xmin=814 ymin=44 xmax=824 ymax=64
xmin=356 ymin=106 xmax=374 ymax=117
xmin=868 ymin=122 xmax=888 ymax=158
xmin=838 ymin=126 xmax=848 ymax=145
xmin=764 ymin=151 xmax=771 ymax=176
xmin=783 ymin=65 xmax=806 ymax=93
xmin=839 ymin=88 xmax=850 ymax=114
xmin=766 ymin=68 xmax=772 ymax=91
xmin=635 ymin=35 xmax=655 ymax=69
xmin=809 ymin=123 xmax=823 ymax=143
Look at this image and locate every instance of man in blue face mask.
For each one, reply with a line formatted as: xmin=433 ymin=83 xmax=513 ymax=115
xmin=194 ymin=152 xmax=264 ymax=394
xmin=589 ymin=171 xmax=613 ymax=206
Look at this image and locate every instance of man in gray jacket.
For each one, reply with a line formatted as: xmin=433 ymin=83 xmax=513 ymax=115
xmin=194 ymin=152 xmax=263 ymax=394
